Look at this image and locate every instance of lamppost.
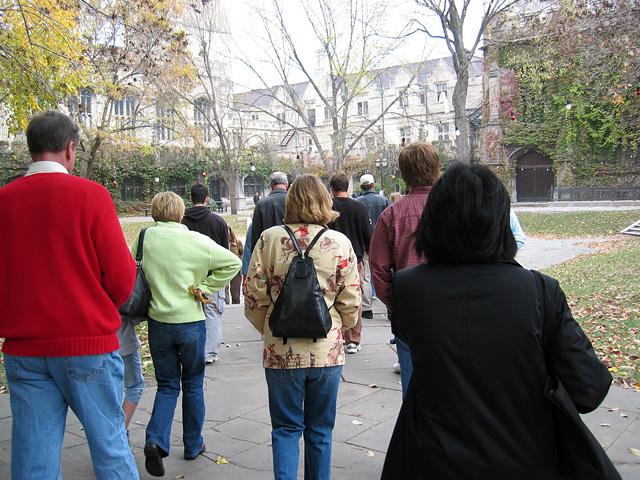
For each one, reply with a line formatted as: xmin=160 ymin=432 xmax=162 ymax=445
xmin=375 ymin=157 xmax=388 ymax=190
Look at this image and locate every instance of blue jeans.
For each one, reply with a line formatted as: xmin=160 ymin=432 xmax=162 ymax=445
xmin=122 ymin=349 xmax=145 ymax=404
xmin=265 ymin=366 xmax=342 ymax=480
xmin=4 ymin=352 xmax=139 ymax=480
xmin=146 ymin=319 xmax=206 ymax=458
xmin=395 ymin=337 xmax=413 ymax=399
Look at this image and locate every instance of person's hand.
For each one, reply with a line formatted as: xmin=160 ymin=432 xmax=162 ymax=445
xmin=189 ymin=285 xmax=212 ymax=303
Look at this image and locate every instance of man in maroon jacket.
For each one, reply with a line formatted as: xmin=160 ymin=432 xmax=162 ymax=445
xmin=0 ymin=110 xmax=139 ymax=479
xmin=369 ymin=141 xmax=441 ymax=398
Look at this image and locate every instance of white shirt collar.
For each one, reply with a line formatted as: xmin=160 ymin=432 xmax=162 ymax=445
xmin=25 ymin=161 xmax=69 ymax=176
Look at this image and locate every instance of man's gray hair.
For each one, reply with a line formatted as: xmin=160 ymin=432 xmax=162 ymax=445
xmin=270 ymin=171 xmax=288 ymax=186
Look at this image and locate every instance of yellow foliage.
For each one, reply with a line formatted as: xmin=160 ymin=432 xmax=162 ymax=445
xmin=0 ymin=0 xmax=88 ymax=131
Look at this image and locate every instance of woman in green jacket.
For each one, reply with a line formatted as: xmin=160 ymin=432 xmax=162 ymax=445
xmin=139 ymin=192 xmax=241 ymax=477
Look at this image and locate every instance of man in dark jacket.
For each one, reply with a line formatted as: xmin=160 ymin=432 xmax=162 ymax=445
xmin=182 ymin=183 xmax=229 ymax=364
xmin=328 ymin=173 xmax=372 ymax=354
xmin=356 ymin=174 xmax=390 ymax=319
xmin=250 ymin=171 xmax=288 ymax=250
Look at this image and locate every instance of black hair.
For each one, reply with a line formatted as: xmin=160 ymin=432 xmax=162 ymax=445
xmin=190 ymin=182 xmax=208 ymax=204
xmin=26 ymin=110 xmax=80 ymax=154
xmin=414 ymin=162 xmax=517 ymax=263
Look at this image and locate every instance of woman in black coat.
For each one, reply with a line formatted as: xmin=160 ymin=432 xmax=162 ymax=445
xmin=381 ymin=163 xmax=613 ymax=480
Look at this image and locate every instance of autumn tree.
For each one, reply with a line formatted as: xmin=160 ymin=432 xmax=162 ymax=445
xmin=0 ymin=0 xmax=87 ymax=132
xmin=236 ymin=0 xmax=414 ymax=173
xmin=414 ymin=0 xmax=522 ymax=163
xmin=165 ymin=0 xmax=259 ymax=215
xmin=73 ymin=0 xmax=192 ymax=178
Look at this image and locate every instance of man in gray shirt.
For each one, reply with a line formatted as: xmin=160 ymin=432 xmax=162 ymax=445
xmin=356 ymin=174 xmax=390 ymax=318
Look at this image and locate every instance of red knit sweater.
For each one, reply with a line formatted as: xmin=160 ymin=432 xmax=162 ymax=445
xmin=0 ymin=172 xmax=136 ymax=356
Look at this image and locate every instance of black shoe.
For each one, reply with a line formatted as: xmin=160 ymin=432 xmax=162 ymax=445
xmin=362 ymin=310 xmax=373 ymax=319
xmin=144 ymin=442 xmax=166 ymax=477
xmin=185 ymin=443 xmax=206 ymax=460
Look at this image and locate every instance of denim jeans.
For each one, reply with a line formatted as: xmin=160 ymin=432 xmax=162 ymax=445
xmin=265 ymin=366 xmax=343 ymax=480
xmin=203 ymin=289 xmax=225 ymax=360
xmin=4 ymin=352 xmax=139 ymax=480
xmin=395 ymin=337 xmax=413 ymax=399
xmin=146 ymin=319 xmax=206 ymax=458
xmin=122 ymin=349 xmax=145 ymax=404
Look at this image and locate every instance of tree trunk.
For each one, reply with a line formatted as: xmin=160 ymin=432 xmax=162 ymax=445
xmin=85 ymin=135 xmax=103 ymax=179
xmin=453 ymin=64 xmax=470 ymax=164
xmin=227 ymin=164 xmax=238 ymax=215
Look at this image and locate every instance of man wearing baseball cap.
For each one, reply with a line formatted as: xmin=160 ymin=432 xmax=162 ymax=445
xmin=356 ymin=173 xmax=390 ymax=320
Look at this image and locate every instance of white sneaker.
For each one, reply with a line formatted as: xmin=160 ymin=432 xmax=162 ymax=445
xmin=392 ymin=362 xmax=401 ymax=373
xmin=205 ymin=355 xmax=219 ymax=364
xmin=346 ymin=343 xmax=361 ymax=354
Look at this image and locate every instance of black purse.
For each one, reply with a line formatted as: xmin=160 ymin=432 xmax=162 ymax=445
xmin=532 ymin=270 xmax=621 ymax=480
xmin=119 ymin=228 xmax=151 ymax=322
xmin=268 ymin=225 xmax=332 ymax=344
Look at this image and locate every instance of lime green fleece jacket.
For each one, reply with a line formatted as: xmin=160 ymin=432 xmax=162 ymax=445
xmin=132 ymin=222 xmax=242 ymax=324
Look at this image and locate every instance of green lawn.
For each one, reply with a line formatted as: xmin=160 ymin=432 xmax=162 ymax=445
xmin=544 ymin=239 xmax=640 ymax=387
xmin=1 ymin=211 xmax=639 ymax=391
xmin=517 ymin=210 xmax=639 ymax=238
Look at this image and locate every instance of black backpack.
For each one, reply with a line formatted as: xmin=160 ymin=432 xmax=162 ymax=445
xmin=268 ymin=225 xmax=332 ymax=344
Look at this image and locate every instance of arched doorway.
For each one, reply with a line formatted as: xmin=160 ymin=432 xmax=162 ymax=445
xmin=515 ymin=151 xmax=554 ymax=202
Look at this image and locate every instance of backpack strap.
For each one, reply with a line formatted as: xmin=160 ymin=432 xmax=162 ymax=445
xmin=304 ymin=228 xmax=327 ymax=258
xmin=282 ymin=225 xmax=327 ymax=259
xmin=282 ymin=225 xmax=303 ymax=256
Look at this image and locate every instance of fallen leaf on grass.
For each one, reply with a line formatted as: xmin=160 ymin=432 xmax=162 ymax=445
xmin=352 ymin=420 xmax=363 ymax=426
xmin=216 ymin=455 xmax=229 ymax=465
xmin=367 ymin=450 xmax=375 ymax=457
xmin=629 ymin=448 xmax=640 ymax=457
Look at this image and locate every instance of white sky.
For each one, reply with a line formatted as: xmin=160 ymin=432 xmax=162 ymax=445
xmin=222 ymin=0 xmax=485 ymax=92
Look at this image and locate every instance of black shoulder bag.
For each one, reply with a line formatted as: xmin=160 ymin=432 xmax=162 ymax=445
xmin=532 ymin=270 xmax=621 ymax=480
xmin=268 ymin=225 xmax=332 ymax=344
xmin=119 ymin=228 xmax=152 ymax=323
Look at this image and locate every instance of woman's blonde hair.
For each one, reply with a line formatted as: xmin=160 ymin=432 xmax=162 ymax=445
xmin=151 ymin=191 xmax=185 ymax=223
xmin=284 ymin=174 xmax=339 ymax=226
xmin=390 ymin=192 xmax=402 ymax=203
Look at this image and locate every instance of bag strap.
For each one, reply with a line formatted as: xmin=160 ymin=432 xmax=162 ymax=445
xmin=532 ymin=269 xmax=557 ymax=366
xmin=135 ymin=228 xmax=148 ymax=264
xmin=281 ymin=225 xmax=327 ymax=259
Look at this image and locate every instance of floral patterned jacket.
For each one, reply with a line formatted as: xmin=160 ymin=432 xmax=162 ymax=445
xmin=244 ymin=223 xmax=360 ymax=369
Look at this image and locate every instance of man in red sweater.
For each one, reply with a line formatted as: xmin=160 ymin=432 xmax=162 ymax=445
xmin=0 ymin=110 xmax=140 ymax=479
